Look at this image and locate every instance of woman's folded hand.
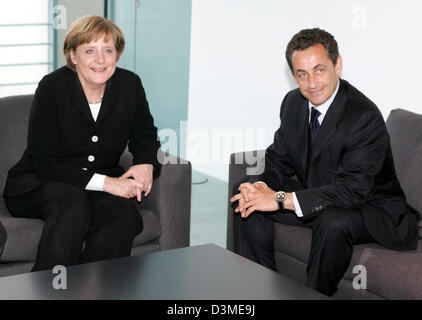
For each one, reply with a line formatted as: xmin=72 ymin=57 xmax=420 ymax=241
xmin=103 ymin=176 xmax=144 ymax=201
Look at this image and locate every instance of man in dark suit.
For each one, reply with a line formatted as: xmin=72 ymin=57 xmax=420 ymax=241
xmin=231 ymin=28 xmax=420 ymax=296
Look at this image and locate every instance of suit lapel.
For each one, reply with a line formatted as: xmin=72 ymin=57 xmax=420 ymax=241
xmin=68 ymin=70 xmax=96 ymax=124
xmin=96 ymin=69 xmax=120 ymax=124
xmin=296 ymin=99 xmax=310 ymax=175
xmin=309 ymin=80 xmax=348 ymax=165
xmin=96 ymin=78 xmax=115 ymax=125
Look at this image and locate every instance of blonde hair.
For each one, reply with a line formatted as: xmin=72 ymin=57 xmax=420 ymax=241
xmin=63 ymin=15 xmax=125 ymax=71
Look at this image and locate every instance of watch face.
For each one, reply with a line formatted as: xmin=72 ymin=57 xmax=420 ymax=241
xmin=276 ymin=192 xmax=286 ymax=202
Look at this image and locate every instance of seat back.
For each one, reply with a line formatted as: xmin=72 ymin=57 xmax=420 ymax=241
xmin=0 ymin=95 xmax=34 ymax=195
xmin=386 ymin=108 xmax=422 ymax=215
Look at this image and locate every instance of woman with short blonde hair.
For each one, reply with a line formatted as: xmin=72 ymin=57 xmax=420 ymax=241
xmin=63 ymin=15 xmax=125 ymax=71
xmin=4 ymin=15 xmax=161 ymax=271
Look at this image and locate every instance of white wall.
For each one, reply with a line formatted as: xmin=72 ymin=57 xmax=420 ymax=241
xmin=187 ymin=0 xmax=422 ymax=181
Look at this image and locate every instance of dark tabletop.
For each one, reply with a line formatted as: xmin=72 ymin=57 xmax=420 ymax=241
xmin=0 ymin=244 xmax=327 ymax=300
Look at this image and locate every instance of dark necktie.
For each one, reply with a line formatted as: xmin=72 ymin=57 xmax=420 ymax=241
xmin=309 ymin=107 xmax=321 ymax=147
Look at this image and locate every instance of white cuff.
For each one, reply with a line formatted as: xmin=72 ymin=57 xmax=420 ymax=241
xmin=85 ymin=173 xmax=106 ymax=191
xmin=292 ymin=192 xmax=303 ymax=217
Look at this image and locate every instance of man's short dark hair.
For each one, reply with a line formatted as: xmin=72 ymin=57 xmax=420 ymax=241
xmin=285 ymin=28 xmax=339 ymax=73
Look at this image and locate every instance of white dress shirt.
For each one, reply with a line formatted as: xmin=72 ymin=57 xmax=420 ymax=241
xmin=85 ymin=102 xmax=106 ymax=191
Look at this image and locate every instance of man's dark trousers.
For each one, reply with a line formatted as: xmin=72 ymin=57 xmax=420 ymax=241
xmin=233 ymin=207 xmax=374 ymax=296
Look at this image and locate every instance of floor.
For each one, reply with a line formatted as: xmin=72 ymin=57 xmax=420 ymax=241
xmin=189 ymin=170 xmax=228 ymax=248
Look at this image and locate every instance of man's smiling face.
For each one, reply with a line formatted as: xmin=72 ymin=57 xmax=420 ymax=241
xmin=291 ymin=43 xmax=342 ymax=106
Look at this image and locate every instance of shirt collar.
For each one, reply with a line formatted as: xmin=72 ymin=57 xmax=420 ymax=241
xmin=308 ymin=79 xmax=340 ymax=121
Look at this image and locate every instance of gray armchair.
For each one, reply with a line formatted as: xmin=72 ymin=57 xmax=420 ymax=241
xmin=227 ymin=109 xmax=422 ymax=299
xmin=0 ymin=94 xmax=191 ymax=277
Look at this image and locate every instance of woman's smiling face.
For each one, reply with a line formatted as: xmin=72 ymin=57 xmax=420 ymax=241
xmin=70 ymin=35 xmax=117 ymax=89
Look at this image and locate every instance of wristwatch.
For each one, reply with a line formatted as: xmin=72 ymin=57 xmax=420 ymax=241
xmin=275 ymin=191 xmax=287 ymax=210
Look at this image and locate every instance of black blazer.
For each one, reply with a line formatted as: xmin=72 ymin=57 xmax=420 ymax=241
xmin=259 ymin=79 xmax=419 ymax=250
xmin=4 ymin=66 xmax=161 ymax=197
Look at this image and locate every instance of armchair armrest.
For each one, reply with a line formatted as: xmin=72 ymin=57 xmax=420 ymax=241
xmin=119 ymin=150 xmax=191 ymax=251
xmin=226 ymin=150 xmax=265 ymax=251
xmin=0 ymin=221 xmax=6 ymax=259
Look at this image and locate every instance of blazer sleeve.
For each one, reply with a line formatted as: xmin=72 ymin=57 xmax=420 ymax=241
xmin=295 ymin=110 xmax=388 ymax=216
xmin=128 ymin=75 xmax=162 ymax=178
xmin=27 ymin=79 xmax=94 ymax=190
xmin=260 ymin=94 xmax=305 ymax=192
